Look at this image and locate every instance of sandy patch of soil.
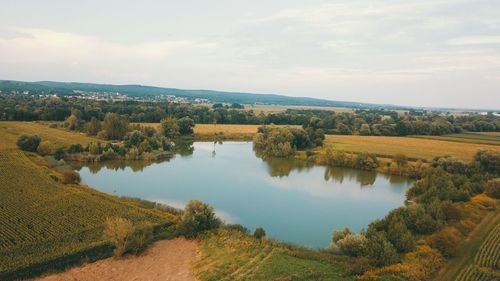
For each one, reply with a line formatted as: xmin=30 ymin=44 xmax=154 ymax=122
xmin=35 ymin=238 xmax=198 ymax=281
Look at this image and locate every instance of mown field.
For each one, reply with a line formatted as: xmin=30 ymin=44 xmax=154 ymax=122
xmin=0 ymin=121 xmax=98 ymax=149
xmin=0 ymin=149 xmax=175 ymax=280
xmin=324 ymin=135 xmax=500 ymax=161
xmin=194 ymin=229 xmax=353 ymax=281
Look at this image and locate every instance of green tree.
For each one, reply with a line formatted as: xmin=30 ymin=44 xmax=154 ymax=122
xmin=177 ymin=200 xmax=221 ymax=238
xmin=337 ymin=234 xmax=368 ymax=257
xmin=178 ymin=117 xmax=195 ymax=135
xmin=160 ymin=117 xmax=180 ymax=138
xmin=366 ymin=232 xmax=398 ymax=266
xmin=253 ymin=227 xmax=266 ymax=240
xmin=86 ymin=117 xmax=101 ymax=136
xmin=102 ymin=113 xmax=128 ymax=140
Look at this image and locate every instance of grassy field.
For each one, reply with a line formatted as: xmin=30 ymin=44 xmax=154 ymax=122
xmin=324 ymin=135 xmax=500 ymax=161
xmin=411 ymin=132 xmax=500 ymax=146
xmin=194 ymin=229 xmax=353 ymax=281
xmin=0 ymin=121 xmax=98 ymax=149
xmin=0 ymin=149 xmax=175 ymax=279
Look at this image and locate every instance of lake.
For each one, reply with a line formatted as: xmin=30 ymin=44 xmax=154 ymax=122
xmin=73 ymin=141 xmax=412 ymax=248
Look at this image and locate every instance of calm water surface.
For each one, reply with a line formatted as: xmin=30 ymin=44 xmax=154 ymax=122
xmin=74 ymin=142 xmax=411 ymax=248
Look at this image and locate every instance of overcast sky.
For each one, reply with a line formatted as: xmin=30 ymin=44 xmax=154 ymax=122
xmin=1 ymin=0 xmax=499 ymax=109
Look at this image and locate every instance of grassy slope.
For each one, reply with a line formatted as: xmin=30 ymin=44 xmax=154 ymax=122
xmin=0 ymin=149 xmax=175 ymax=277
xmin=194 ymin=230 xmax=353 ymax=281
xmin=324 ymin=135 xmax=500 ymax=161
xmin=0 ymin=121 xmax=98 ymax=149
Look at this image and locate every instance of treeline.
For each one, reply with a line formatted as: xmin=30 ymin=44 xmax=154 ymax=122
xmin=16 ymin=113 xmax=195 ymax=162
xmin=1 ymin=95 xmax=499 ymax=136
xmin=329 ymin=150 xmax=500 ymax=280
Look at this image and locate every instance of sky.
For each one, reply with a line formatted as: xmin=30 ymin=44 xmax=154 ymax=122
xmin=0 ymin=0 xmax=499 ymax=109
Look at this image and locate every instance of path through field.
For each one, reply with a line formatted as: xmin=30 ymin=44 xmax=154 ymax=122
xmin=35 ymin=238 xmax=198 ymax=281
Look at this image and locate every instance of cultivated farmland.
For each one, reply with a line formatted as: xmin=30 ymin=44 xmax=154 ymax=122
xmin=455 ymin=219 xmax=500 ymax=281
xmin=0 ymin=149 xmax=174 ymax=279
xmin=324 ymin=135 xmax=500 ymax=161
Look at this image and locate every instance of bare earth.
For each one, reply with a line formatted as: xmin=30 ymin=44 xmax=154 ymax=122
xmin=35 ymin=238 xmax=198 ymax=281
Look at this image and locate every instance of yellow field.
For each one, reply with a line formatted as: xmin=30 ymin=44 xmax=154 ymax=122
xmin=324 ymin=135 xmax=500 ymax=161
xmin=0 ymin=121 xmax=98 ymax=149
xmin=138 ymin=123 xmax=300 ymax=141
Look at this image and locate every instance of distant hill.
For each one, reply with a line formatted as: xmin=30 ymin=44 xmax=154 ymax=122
xmin=0 ymin=80 xmax=399 ymax=109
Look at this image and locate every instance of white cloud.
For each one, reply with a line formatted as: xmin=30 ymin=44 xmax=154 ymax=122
xmin=0 ymin=27 xmax=214 ymax=64
xmin=447 ymin=36 xmax=500 ymax=46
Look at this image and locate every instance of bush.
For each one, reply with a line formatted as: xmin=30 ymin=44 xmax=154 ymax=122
xmin=426 ymin=227 xmax=462 ymax=257
xmin=16 ymin=134 xmax=41 ymax=152
xmin=37 ymin=141 xmax=53 ymax=156
xmin=348 ymin=256 xmax=372 ymax=276
xmin=337 ymin=234 xmax=368 ymax=257
xmin=60 ymin=169 xmax=81 ymax=184
xmin=178 ymin=117 xmax=195 ymax=135
xmin=67 ymin=144 xmax=84 ymax=154
xmin=177 ymin=200 xmax=221 ymax=238
xmin=253 ymin=227 xmax=266 ymax=240
xmin=332 ymin=227 xmax=352 ymax=243
xmin=103 ymin=217 xmax=135 ymax=256
xmin=128 ymin=223 xmax=154 ymax=255
xmin=366 ymin=232 xmax=398 ymax=267
xmin=225 ymin=224 xmax=250 ymax=234
xmin=485 ymin=179 xmax=500 ymax=199
xmin=160 ymin=117 xmax=180 ymax=138
xmin=54 ymin=147 xmax=66 ymax=160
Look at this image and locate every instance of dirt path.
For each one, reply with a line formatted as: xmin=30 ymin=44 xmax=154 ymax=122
xmin=35 ymin=238 xmax=199 ymax=281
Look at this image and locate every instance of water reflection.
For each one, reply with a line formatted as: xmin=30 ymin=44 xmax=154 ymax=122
xmin=74 ymin=142 xmax=412 ymax=247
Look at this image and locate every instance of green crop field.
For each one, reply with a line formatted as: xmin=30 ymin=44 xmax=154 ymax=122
xmin=194 ymin=230 xmax=353 ymax=281
xmin=0 ymin=149 xmax=175 ymax=279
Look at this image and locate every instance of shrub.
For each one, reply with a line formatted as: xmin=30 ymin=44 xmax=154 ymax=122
xmin=67 ymin=144 xmax=84 ymax=154
xmin=366 ymin=232 xmax=398 ymax=267
xmin=37 ymin=141 xmax=53 ymax=156
xmin=426 ymin=227 xmax=462 ymax=257
xmin=160 ymin=117 xmax=180 ymax=138
xmin=253 ymin=227 xmax=266 ymax=240
xmin=225 ymin=224 xmax=250 ymax=234
xmin=178 ymin=117 xmax=195 ymax=135
xmin=103 ymin=217 xmax=135 ymax=256
xmin=60 ymin=169 xmax=81 ymax=184
xmin=337 ymin=234 xmax=368 ymax=257
xmin=177 ymin=200 xmax=221 ymax=238
xmin=53 ymin=147 xmax=66 ymax=160
xmin=88 ymin=142 xmax=102 ymax=155
xmin=102 ymin=113 xmax=128 ymax=140
xmin=128 ymin=223 xmax=154 ymax=255
xmin=332 ymin=227 xmax=352 ymax=243
xmin=348 ymin=256 xmax=372 ymax=276
xmin=16 ymin=134 xmax=41 ymax=152
xmin=485 ymin=179 xmax=500 ymax=199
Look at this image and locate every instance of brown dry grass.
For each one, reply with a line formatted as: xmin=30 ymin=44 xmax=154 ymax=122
xmin=324 ymin=135 xmax=500 ymax=161
xmin=0 ymin=121 xmax=98 ymax=149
